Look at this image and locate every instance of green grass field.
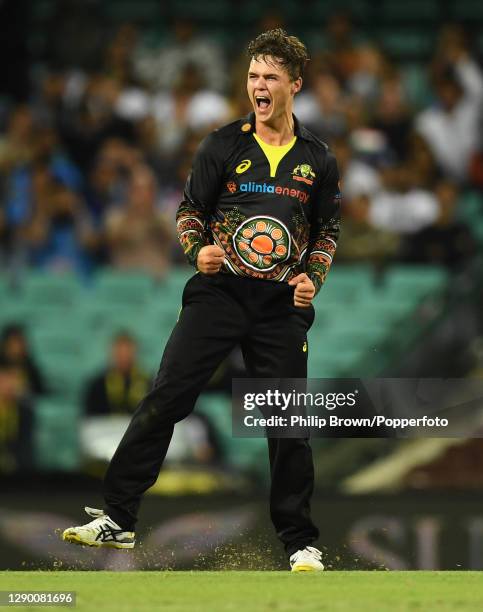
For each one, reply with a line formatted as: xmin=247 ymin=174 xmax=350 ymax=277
xmin=1 ymin=572 xmax=483 ymax=611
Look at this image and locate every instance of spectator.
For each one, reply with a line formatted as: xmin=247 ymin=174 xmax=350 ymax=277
xmin=405 ymin=132 xmax=440 ymax=189
xmin=22 ymin=178 xmax=97 ymax=275
xmin=151 ymin=63 xmax=231 ymax=155
xmin=331 ymin=136 xmax=381 ymax=201
xmin=0 ymin=361 xmax=34 ymax=473
xmin=83 ymin=332 xmax=151 ymax=416
xmin=84 ymin=138 xmax=140 ymax=221
xmin=105 ymin=164 xmax=172 ymax=278
xmin=369 ymin=164 xmax=439 ymax=234
xmin=337 ymin=194 xmax=400 ymax=263
xmin=0 ymin=105 xmax=35 ymax=176
xmin=133 ymin=18 xmax=226 ymax=93
xmin=371 ymin=75 xmax=413 ymax=162
xmin=0 ymin=107 xmax=36 ymax=257
xmin=82 ymin=332 xmax=222 ymax=466
xmin=416 ymin=30 xmax=483 ymax=182
xmin=294 ymin=70 xmax=347 ymax=140
xmin=60 ymin=74 xmax=135 ymax=172
xmin=401 ymin=180 xmax=477 ymax=268
xmin=324 ymin=10 xmax=363 ymax=83
xmin=347 ymin=44 xmax=388 ymax=102
xmin=103 ymin=24 xmax=139 ymax=88
xmin=104 ymin=26 xmax=152 ymax=125
xmin=0 ymin=324 xmax=46 ymax=396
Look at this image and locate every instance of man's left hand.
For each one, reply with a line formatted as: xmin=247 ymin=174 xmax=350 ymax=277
xmin=288 ymin=273 xmax=315 ymax=308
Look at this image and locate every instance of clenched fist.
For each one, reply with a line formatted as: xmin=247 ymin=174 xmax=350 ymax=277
xmin=197 ymin=245 xmax=225 ymax=275
xmin=288 ymin=273 xmax=315 ymax=308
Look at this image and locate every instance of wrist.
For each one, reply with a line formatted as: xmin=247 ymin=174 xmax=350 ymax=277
xmin=189 ymin=242 xmax=206 ymax=269
xmin=307 ymin=270 xmax=323 ymax=296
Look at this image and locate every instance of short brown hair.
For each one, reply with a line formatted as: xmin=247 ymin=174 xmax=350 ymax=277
xmin=247 ymin=28 xmax=309 ymax=82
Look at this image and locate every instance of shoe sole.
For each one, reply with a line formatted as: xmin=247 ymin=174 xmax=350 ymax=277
xmin=62 ymin=532 xmax=135 ymax=549
xmin=291 ymin=564 xmax=324 ymax=572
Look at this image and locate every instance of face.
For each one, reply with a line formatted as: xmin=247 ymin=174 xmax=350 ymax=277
xmin=129 ymin=168 xmax=156 ymax=212
xmin=247 ymin=56 xmax=301 ymax=125
xmin=112 ymin=338 xmax=136 ymax=371
xmin=437 ymin=81 xmax=461 ymax=111
xmin=4 ymin=333 xmax=27 ymax=360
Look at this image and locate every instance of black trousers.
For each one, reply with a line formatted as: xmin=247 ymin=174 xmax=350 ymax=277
xmin=103 ymin=272 xmax=319 ymax=556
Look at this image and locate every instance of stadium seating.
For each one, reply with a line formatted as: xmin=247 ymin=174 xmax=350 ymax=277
xmin=171 ymin=0 xmax=232 ymax=23
xmin=379 ymin=0 xmax=440 ymax=23
xmin=0 ymin=264 xmax=450 ymax=470
xmin=95 ymin=268 xmax=154 ymax=297
xmin=379 ymin=30 xmax=435 ymax=61
xmin=401 ymin=63 xmax=432 ymax=108
xmin=35 ymin=397 xmax=80 ymax=470
xmin=196 ymin=392 xmax=268 ymax=476
xmin=457 ymin=191 xmax=483 ymax=244
xmin=102 ymin=0 xmax=163 ymax=23
xmin=26 ymin=0 xmax=483 ymax=70
xmin=449 ymin=0 xmax=483 ymax=21
xmin=310 ymin=0 xmax=371 ymax=22
xmin=20 ymin=272 xmax=81 ymax=314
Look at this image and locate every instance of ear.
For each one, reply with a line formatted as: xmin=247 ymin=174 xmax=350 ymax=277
xmin=292 ymin=77 xmax=302 ymax=96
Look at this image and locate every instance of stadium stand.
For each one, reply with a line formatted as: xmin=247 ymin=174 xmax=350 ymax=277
xmin=0 ymin=264 xmax=451 ymax=470
xmin=1 ymin=1 xmax=482 ymax=486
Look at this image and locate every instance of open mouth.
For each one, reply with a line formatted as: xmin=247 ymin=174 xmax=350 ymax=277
xmin=255 ymin=96 xmax=271 ymax=111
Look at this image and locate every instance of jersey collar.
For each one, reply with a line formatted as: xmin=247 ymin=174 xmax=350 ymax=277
xmin=240 ymin=112 xmax=315 ymax=143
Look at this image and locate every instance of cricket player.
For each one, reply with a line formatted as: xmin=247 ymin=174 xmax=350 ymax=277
xmin=63 ymin=28 xmax=341 ymax=572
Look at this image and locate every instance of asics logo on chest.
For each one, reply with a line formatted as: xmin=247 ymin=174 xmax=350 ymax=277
xmin=236 ymin=159 xmax=251 ymax=174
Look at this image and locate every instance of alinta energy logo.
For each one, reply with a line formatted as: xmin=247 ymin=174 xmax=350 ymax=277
xmin=240 ymin=181 xmax=309 ymax=204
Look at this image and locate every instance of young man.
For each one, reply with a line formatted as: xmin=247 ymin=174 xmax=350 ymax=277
xmin=63 ymin=29 xmax=341 ymax=572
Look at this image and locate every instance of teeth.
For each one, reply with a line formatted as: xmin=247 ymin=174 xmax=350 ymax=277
xmin=256 ymin=96 xmax=271 ymax=108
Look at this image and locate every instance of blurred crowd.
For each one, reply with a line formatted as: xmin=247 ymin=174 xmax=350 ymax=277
xmin=1 ymin=12 xmax=482 ymax=280
xmin=1 ymin=9 xmax=483 ymax=481
xmin=0 ymin=324 xmax=229 ymax=473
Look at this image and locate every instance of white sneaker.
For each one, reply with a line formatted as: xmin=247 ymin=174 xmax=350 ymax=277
xmin=290 ymin=546 xmax=324 ymax=572
xmin=62 ymin=507 xmax=135 ymax=549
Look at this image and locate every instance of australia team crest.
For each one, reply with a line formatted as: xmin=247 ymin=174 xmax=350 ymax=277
xmin=292 ymin=164 xmax=315 ymax=186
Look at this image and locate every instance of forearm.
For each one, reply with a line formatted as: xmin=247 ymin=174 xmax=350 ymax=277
xmin=176 ymin=131 xmax=224 ymax=267
xmin=306 ymin=149 xmax=341 ymax=295
xmin=455 ymin=58 xmax=483 ymax=101
xmin=306 ymin=216 xmax=340 ymax=295
xmin=176 ymin=200 xmax=209 ymax=267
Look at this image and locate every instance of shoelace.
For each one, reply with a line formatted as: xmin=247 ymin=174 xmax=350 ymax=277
xmin=85 ymin=507 xmax=105 ymax=519
xmin=84 ymin=517 xmax=112 ymax=533
xmin=83 ymin=508 xmax=121 ymax=533
xmin=291 ymin=546 xmax=322 ymax=563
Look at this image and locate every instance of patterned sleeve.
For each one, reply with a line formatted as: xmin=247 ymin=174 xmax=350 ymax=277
xmin=306 ymin=152 xmax=341 ymax=295
xmin=176 ymin=132 xmax=224 ymax=267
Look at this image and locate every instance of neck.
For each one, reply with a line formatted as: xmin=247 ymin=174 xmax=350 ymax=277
xmin=255 ymin=108 xmax=295 ymax=145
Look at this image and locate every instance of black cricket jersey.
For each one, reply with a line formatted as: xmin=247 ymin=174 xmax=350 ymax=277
xmin=176 ymin=112 xmax=341 ymax=294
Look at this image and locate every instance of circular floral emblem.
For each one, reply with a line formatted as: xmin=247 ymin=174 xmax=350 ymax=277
xmin=233 ymin=216 xmax=291 ymax=271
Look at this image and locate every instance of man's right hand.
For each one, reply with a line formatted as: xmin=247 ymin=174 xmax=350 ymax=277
xmin=197 ymin=245 xmax=225 ymax=274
